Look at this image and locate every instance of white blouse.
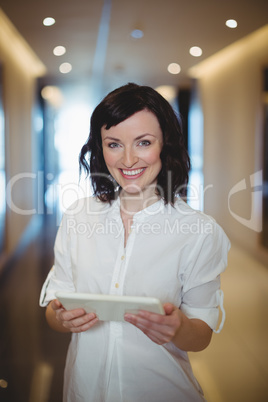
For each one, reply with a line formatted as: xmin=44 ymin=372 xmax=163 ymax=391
xmin=40 ymin=196 xmax=230 ymax=402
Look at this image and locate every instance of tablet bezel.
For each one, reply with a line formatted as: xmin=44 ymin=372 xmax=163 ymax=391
xmin=55 ymin=291 xmax=164 ymax=322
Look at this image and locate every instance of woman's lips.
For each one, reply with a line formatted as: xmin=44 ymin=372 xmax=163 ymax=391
xmin=119 ymin=168 xmax=146 ymax=179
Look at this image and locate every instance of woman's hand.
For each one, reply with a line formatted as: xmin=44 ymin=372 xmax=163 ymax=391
xmin=46 ymin=299 xmax=99 ymax=333
xmin=124 ymin=302 xmax=212 ymax=351
xmin=124 ymin=303 xmax=182 ymax=345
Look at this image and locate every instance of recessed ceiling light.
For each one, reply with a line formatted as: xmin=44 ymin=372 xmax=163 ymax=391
xmin=189 ymin=46 xmax=203 ymax=57
xmin=43 ymin=17 xmax=55 ymax=27
xmin=225 ymin=19 xmax=238 ymax=28
xmin=167 ymin=63 xmax=181 ymax=74
xmin=53 ymin=46 xmax=66 ymax=56
xmin=130 ymin=29 xmax=144 ymax=39
xmin=59 ymin=62 xmax=72 ymax=74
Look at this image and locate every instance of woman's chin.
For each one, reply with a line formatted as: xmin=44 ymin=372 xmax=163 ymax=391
xmin=121 ymin=185 xmax=143 ymax=196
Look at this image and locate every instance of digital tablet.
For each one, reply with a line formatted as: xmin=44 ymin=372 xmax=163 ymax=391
xmin=55 ymin=291 xmax=164 ymax=322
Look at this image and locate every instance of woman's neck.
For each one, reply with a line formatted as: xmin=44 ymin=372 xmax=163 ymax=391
xmin=119 ymin=186 xmax=160 ymax=216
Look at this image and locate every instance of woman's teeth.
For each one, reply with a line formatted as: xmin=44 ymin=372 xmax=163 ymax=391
xmin=122 ymin=168 xmax=145 ymax=176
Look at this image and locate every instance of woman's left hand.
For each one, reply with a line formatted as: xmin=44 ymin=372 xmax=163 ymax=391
xmin=124 ymin=303 xmax=183 ymax=345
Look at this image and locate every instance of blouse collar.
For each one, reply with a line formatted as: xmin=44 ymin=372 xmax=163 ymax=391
xmin=107 ymin=197 xmax=165 ymax=222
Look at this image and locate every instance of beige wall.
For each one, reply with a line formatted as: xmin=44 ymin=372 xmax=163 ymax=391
xmin=0 ymin=9 xmax=45 ymax=255
xmin=190 ymin=25 xmax=268 ymax=264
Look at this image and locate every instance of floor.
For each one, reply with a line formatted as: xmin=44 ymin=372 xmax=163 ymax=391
xmin=189 ymin=244 xmax=268 ymax=402
xmin=0 ymin=215 xmax=71 ymax=402
xmin=0 ymin=215 xmax=268 ymax=402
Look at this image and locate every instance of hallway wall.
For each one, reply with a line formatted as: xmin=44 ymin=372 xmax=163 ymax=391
xmin=190 ymin=25 xmax=268 ymax=265
xmin=0 ymin=10 xmax=46 ymax=255
xmin=1 ymin=7 xmax=268 ymax=266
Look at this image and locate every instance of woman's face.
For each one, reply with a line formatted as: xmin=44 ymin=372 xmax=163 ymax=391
xmin=101 ymin=109 xmax=163 ymax=200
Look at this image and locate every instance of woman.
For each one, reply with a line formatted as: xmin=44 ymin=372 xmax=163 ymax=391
xmin=40 ymin=83 xmax=230 ymax=401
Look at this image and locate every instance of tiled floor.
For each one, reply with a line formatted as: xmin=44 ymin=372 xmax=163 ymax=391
xmin=0 ymin=217 xmax=268 ymax=402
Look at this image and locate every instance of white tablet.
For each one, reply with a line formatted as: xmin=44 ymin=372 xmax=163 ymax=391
xmin=55 ymin=291 xmax=164 ymax=322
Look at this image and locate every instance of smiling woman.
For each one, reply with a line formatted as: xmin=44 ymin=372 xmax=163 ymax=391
xmin=40 ymin=83 xmax=230 ymax=402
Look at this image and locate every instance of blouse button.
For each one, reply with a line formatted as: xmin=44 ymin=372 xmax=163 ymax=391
xmin=121 ymin=255 xmax=125 ymax=260
xmin=115 ymin=283 xmax=119 ymax=288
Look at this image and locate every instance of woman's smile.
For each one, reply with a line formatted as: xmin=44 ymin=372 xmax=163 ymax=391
xmin=120 ymin=168 xmax=146 ymax=178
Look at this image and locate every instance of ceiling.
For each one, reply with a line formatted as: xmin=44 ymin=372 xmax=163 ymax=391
xmin=1 ymin=0 xmax=268 ymax=101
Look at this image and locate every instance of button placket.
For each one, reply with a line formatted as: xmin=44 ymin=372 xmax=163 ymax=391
xmin=110 ymin=218 xmax=136 ymax=294
xmin=107 ymin=218 xmax=124 ymax=294
xmin=113 ymin=249 xmax=126 ymax=291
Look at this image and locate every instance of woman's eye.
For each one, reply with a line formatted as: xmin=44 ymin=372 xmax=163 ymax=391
xmin=138 ymin=140 xmax=150 ymax=147
xmin=108 ymin=142 xmax=120 ymax=148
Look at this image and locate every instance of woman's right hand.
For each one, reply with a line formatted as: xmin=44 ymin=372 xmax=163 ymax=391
xmin=46 ymin=299 xmax=99 ymax=333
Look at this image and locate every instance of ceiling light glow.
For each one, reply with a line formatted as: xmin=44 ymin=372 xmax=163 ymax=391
xmin=131 ymin=29 xmax=144 ymax=39
xmin=59 ymin=62 xmax=72 ymax=74
xmin=43 ymin=17 xmax=55 ymax=27
xmin=225 ymin=19 xmax=238 ymax=28
xmin=41 ymin=86 xmax=63 ymax=107
xmin=189 ymin=46 xmax=203 ymax=57
xmin=155 ymin=85 xmax=177 ymax=103
xmin=53 ymin=46 xmax=66 ymax=56
xmin=0 ymin=379 xmax=8 ymax=389
xmin=167 ymin=63 xmax=181 ymax=75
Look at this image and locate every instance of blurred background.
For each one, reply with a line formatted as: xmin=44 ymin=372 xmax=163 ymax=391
xmin=0 ymin=0 xmax=268 ymax=401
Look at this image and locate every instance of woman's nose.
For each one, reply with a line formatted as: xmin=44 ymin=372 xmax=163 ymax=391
xmin=121 ymin=148 xmax=138 ymax=167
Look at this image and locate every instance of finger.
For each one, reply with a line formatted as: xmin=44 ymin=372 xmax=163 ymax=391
xmin=62 ymin=312 xmax=97 ymax=331
xmin=136 ymin=306 xmax=181 ymax=327
xmin=137 ymin=310 xmax=168 ymax=323
xmin=134 ymin=321 xmax=174 ymax=344
xmin=51 ymin=299 xmax=63 ymax=311
xmin=59 ymin=308 xmax=88 ymax=322
xmin=125 ymin=312 xmax=163 ymax=327
xmin=125 ymin=313 xmax=172 ymax=336
xmin=125 ymin=311 xmax=180 ymax=344
xmin=130 ymin=319 xmax=174 ymax=344
xmin=163 ymin=303 xmax=176 ymax=315
xmin=69 ymin=316 xmax=99 ymax=333
xmin=133 ymin=310 xmax=178 ymax=329
xmin=139 ymin=318 xmax=176 ymax=339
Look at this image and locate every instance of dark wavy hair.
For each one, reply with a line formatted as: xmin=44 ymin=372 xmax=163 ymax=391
xmin=79 ymin=83 xmax=190 ymax=204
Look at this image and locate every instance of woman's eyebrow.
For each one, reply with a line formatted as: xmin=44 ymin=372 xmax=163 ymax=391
xmin=103 ymin=133 xmax=154 ymax=141
xmin=135 ymin=133 xmax=154 ymax=140
xmin=103 ymin=136 xmax=120 ymax=141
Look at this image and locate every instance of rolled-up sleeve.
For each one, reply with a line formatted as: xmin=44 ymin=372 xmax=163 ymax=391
xmin=39 ymin=213 xmax=75 ymax=307
xmin=180 ymin=220 xmax=230 ymax=332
